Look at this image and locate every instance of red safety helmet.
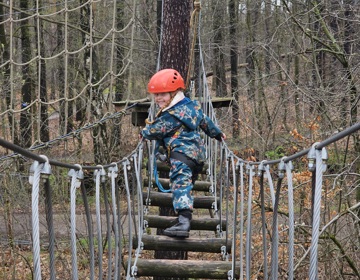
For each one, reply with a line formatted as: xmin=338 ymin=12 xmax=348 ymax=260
xmin=147 ymin=69 xmax=185 ymax=94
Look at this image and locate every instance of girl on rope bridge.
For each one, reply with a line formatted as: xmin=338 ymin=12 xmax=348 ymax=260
xmin=140 ymin=68 xmax=226 ymax=238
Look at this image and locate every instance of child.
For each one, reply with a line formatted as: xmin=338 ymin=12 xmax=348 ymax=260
xmin=141 ymin=68 xmax=226 ymax=238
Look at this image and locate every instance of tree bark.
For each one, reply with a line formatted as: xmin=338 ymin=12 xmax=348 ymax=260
xmin=19 ymin=0 xmax=33 ymax=148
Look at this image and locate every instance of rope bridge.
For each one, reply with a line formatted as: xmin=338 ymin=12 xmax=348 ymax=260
xmin=0 ymin=108 xmax=359 ymax=279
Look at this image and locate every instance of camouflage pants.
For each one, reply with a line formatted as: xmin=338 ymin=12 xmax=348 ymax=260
xmin=169 ymin=158 xmax=194 ymax=212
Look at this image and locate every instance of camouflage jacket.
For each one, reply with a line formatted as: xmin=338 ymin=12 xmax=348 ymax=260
xmin=141 ymin=97 xmax=223 ymax=164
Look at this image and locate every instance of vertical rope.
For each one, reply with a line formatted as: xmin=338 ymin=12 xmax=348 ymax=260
xmin=309 ymin=148 xmax=326 ymax=280
xmin=109 ymin=164 xmax=119 ymax=279
xmin=69 ymin=168 xmax=81 ymax=280
xmin=44 ymin=177 xmax=56 ymax=280
xmin=102 ymin=181 xmax=112 ymax=280
xmin=258 ymin=166 xmax=268 ymax=280
xmin=94 ymin=166 xmax=105 ymax=279
xmin=122 ymin=159 xmax=133 ymax=280
xmin=270 ymin=169 xmax=284 ymax=280
xmin=239 ymin=161 xmax=245 ymax=280
xmin=285 ymin=161 xmax=295 ymax=279
xmin=231 ymin=157 xmax=240 ymax=280
xmin=80 ymin=176 xmax=95 ymax=280
xmin=245 ymin=164 xmax=254 ymax=279
xmin=30 ymin=161 xmax=42 ymax=280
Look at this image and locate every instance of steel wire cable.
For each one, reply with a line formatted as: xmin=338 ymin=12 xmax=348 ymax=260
xmin=286 ymin=161 xmax=295 ymax=279
xmin=231 ymin=157 xmax=240 ymax=280
xmin=270 ymin=172 xmax=284 ymax=280
xmin=30 ymin=160 xmax=43 ymax=280
xmin=245 ymin=164 xmax=255 ymax=279
xmin=94 ymin=167 xmax=105 ymax=279
xmin=102 ymin=182 xmax=112 ymax=280
xmin=69 ymin=169 xmax=80 ymax=280
xmin=80 ymin=178 xmax=95 ymax=280
xmin=44 ymin=178 xmax=56 ymax=280
xmin=109 ymin=164 xmax=120 ymax=279
xmin=131 ymin=147 xmax=145 ymax=277
xmin=309 ymin=148 xmax=326 ymax=280
xmin=259 ymin=170 xmax=268 ymax=280
xmin=122 ymin=159 xmax=134 ymax=280
xmin=239 ymin=161 xmax=245 ymax=280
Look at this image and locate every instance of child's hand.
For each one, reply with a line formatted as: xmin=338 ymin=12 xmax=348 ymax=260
xmin=215 ymin=133 xmax=226 ymax=141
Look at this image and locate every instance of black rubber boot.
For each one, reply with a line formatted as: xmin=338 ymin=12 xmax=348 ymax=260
xmin=163 ymin=210 xmax=192 ymax=238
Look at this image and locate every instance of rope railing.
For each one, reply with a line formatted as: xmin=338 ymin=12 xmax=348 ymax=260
xmin=0 ymin=120 xmax=359 ymax=280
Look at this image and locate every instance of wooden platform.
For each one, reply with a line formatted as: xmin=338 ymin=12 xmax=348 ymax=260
xmin=113 ymin=97 xmax=234 ymax=126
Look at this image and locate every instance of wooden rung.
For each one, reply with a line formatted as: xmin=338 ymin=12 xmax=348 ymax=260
xmin=133 ymin=235 xmax=231 ymax=253
xmin=128 ymin=259 xmax=240 ymax=279
xmin=143 ymin=177 xmax=213 ymax=192
xmin=154 ymin=161 xmax=209 ymax=174
xmin=143 ymin=215 xmax=226 ymax=231
xmin=143 ymin=191 xmax=218 ymax=209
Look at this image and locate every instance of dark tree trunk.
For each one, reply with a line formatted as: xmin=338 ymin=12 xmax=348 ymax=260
xmin=212 ymin=0 xmax=227 ymax=97
xmin=154 ymin=1 xmax=192 ymax=279
xmin=38 ymin=14 xmax=49 ymax=143
xmin=229 ymin=0 xmax=239 ymax=138
xmin=19 ymin=0 xmax=33 ymax=148
xmin=160 ymin=0 xmax=191 ymax=79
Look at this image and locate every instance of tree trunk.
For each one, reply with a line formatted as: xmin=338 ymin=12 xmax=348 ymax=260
xmin=229 ymin=0 xmax=239 ymax=138
xmin=0 ymin=3 xmax=19 ymax=145
xmin=154 ymin=1 xmax=192 ymax=279
xmin=212 ymin=0 xmax=227 ymax=97
xmin=37 ymin=12 xmax=49 ymax=143
xmin=19 ymin=0 xmax=33 ymax=148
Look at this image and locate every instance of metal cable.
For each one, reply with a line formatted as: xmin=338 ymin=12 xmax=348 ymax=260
xmin=30 ymin=160 xmax=42 ymax=280
xmin=102 ymin=181 xmax=112 ymax=280
xmin=80 ymin=177 xmax=95 ymax=280
xmin=286 ymin=161 xmax=295 ymax=280
xmin=122 ymin=159 xmax=134 ymax=279
xmin=69 ymin=167 xmax=82 ymax=280
xmin=44 ymin=177 xmax=56 ymax=280
xmin=109 ymin=164 xmax=120 ymax=279
xmin=239 ymin=161 xmax=245 ymax=280
xmin=309 ymin=148 xmax=326 ymax=280
xmin=94 ymin=166 xmax=105 ymax=279
xmin=270 ymin=170 xmax=284 ymax=280
xmin=245 ymin=164 xmax=254 ymax=279
xmin=259 ymin=169 xmax=268 ymax=280
xmin=231 ymin=157 xmax=240 ymax=280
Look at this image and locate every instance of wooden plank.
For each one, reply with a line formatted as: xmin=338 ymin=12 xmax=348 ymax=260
xmin=143 ymin=177 xmax=212 ymax=192
xmin=128 ymin=259 xmax=240 ymax=279
xmin=143 ymin=191 xmax=218 ymax=209
xmin=134 ymin=235 xmax=231 ymax=253
xmin=114 ymin=97 xmax=234 ymax=126
xmin=143 ymin=215 xmax=226 ymax=231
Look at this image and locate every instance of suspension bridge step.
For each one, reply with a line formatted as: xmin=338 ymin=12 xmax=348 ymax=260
xmin=143 ymin=191 xmax=218 ymax=209
xmin=134 ymin=235 xmax=231 ymax=253
xmin=143 ymin=177 xmax=213 ymax=192
xmin=144 ymin=214 xmax=226 ymax=231
xmin=129 ymin=259 xmax=239 ymax=279
xmin=152 ymin=160 xmax=209 ymax=174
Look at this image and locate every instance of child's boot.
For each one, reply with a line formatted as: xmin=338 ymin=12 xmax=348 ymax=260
xmin=163 ymin=209 xmax=191 ymax=238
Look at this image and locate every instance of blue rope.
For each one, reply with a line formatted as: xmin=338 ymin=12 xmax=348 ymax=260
xmin=153 ymin=142 xmax=171 ymax=193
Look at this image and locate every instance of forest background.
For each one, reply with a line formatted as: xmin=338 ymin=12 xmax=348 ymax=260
xmin=0 ymin=0 xmax=359 ymax=279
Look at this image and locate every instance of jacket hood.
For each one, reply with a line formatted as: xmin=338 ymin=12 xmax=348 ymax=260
xmin=167 ymin=99 xmax=202 ymax=131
